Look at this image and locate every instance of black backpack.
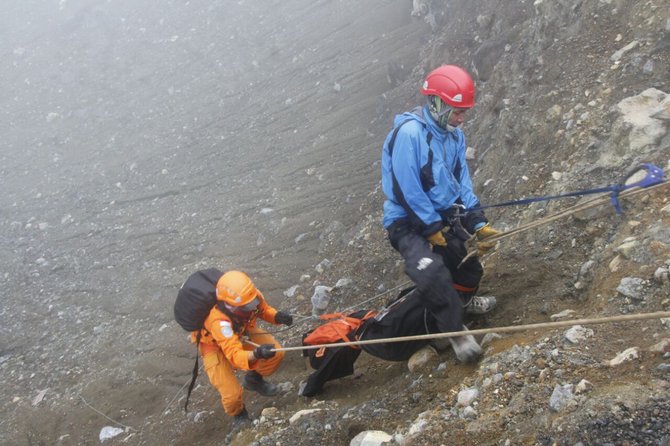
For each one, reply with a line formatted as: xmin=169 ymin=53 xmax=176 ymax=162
xmin=173 ymin=268 xmax=224 ymax=412
xmin=174 ymin=268 xmax=223 ymax=332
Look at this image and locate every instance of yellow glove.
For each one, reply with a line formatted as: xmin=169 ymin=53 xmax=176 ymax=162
xmin=427 ymin=231 xmax=447 ymax=247
xmin=476 ymin=223 xmax=501 ymax=239
xmin=475 ymin=223 xmax=501 ymax=255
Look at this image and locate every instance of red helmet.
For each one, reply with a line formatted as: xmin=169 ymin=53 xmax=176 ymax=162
xmin=420 ymin=65 xmax=475 ymax=108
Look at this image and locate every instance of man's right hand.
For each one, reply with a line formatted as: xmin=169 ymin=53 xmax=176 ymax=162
xmin=427 ymin=231 xmax=447 ymax=247
xmin=253 ymin=344 xmax=276 ymax=359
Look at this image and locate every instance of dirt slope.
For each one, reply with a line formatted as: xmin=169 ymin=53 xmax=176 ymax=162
xmin=1 ymin=0 xmax=669 ymax=445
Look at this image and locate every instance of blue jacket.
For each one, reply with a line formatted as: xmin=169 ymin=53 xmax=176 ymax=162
xmin=381 ymin=106 xmax=485 ymax=235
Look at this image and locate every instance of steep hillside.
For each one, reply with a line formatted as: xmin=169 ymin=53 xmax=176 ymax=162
xmin=223 ymin=1 xmax=670 ymax=445
xmin=1 ymin=1 xmax=668 ymax=445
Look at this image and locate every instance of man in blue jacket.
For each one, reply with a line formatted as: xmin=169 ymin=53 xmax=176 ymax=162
xmin=380 ymin=64 xmax=501 ymax=362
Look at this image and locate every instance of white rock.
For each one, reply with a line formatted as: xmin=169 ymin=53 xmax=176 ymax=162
xmin=315 ymin=259 xmax=332 ymax=273
xmin=648 ymin=339 xmax=670 ymax=354
xmin=335 ymin=278 xmax=353 ymax=288
xmin=99 ymin=426 xmax=124 ymax=442
xmin=616 ymin=277 xmax=648 ymax=301
xmin=549 ymin=384 xmax=575 ymax=412
xmin=615 ymin=88 xmax=669 ymax=151
xmin=609 ymin=255 xmax=623 ymax=272
xmin=283 ymin=285 xmax=300 ymax=298
xmin=310 ymin=285 xmax=333 ymax=316
xmin=32 ymin=389 xmax=48 ymax=406
xmin=261 ymin=407 xmax=278 ymax=418
xmin=407 ymin=345 xmax=438 ymax=373
xmin=462 ymin=406 xmax=478 ymax=419
xmin=616 ymin=240 xmax=640 ymax=259
xmin=610 ymin=40 xmax=639 ymax=62
xmin=654 ymin=267 xmax=669 ymax=283
xmin=350 ymin=430 xmax=393 ymax=446
xmin=564 ymin=325 xmax=594 ymax=344
xmin=407 ymin=418 xmax=428 ymax=435
xmin=457 ymin=388 xmax=479 ymax=406
xmin=550 ymin=309 xmax=576 ymax=321
xmin=289 ymin=409 xmax=322 ymax=424
xmin=607 ymin=347 xmax=640 ymax=366
xmin=575 ymin=379 xmax=593 ymax=394
xmin=580 ymin=260 xmax=595 ymax=277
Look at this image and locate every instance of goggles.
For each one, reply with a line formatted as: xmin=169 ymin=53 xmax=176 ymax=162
xmin=222 ymin=296 xmax=260 ymax=317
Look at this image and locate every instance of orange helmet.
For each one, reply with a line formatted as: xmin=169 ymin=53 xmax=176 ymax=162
xmin=420 ymin=65 xmax=475 ymax=108
xmin=216 ymin=271 xmax=259 ymax=308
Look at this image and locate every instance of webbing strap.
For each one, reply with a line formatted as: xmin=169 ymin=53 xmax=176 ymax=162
xmin=184 ymin=331 xmax=201 ymax=413
xmin=467 ymin=163 xmax=664 ymax=214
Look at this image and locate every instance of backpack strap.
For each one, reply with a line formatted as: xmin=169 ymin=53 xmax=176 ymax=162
xmin=184 ymin=331 xmax=202 ymax=413
xmin=386 ymin=115 xmax=436 ymax=230
xmin=351 ymin=310 xmax=379 ymax=342
xmin=387 ymin=112 xmax=468 ymax=231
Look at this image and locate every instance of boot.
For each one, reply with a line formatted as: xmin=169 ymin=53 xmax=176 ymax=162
xmin=231 ymin=407 xmax=251 ymax=430
xmin=465 ymin=295 xmax=497 ymax=315
xmin=460 ymin=291 xmax=497 ymax=315
xmin=448 ymin=326 xmax=482 ymax=363
xmin=243 ymin=371 xmax=279 ymax=397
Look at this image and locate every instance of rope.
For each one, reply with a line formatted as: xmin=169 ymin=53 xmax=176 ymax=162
xmin=79 ymin=394 xmax=137 ymax=431
xmin=467 ymin=164 xmax=665 ymax=214
xmin=161 ymin=376 xmax=194 ymax=416
xmin=338 ymin=280 xmax=412 ymax=314
xmin=494 ymin=181 xmax=669 ymax=241
xmin=266 ymin=180 xmax=670 ymax=333
xmin=459 ymin=180 xmax=670 ymax=266
xmin=259 ymin=281 xmax=414 ymax=336
xmin=273 ymin=311 xmax=670 ymax=353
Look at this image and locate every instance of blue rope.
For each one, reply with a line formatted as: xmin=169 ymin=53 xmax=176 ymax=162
xmin=467 ymin=164 xmax=665 ymax=215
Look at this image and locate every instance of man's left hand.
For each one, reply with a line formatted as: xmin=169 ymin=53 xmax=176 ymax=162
xmin=476 ymin=224 xmax=502 ymax=255
xmin=275 ymin=311 xmax=293 ymax=326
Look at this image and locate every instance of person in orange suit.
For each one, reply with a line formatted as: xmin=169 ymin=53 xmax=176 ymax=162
xmin=192 ymin=270 xmax=293 ymax=427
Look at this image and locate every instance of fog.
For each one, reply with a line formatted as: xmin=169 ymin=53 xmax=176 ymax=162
xmin=1 ymin=0 xmax=419 ymax=290
xmin=0 ymin=0 xmax=426 ymax=370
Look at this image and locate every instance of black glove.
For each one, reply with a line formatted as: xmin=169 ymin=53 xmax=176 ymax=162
xmin=275 ymin=311 xmax=293 ymax=326
xmin=253 ymin=344 xmax=276 ymax=360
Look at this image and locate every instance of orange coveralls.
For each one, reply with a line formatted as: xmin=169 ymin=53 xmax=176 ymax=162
xmin=192 ymin=294 xmax=285 ymax=416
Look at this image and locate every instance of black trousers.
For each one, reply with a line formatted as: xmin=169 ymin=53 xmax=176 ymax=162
xmin=387 ymin=220 xmax=484 ymax=334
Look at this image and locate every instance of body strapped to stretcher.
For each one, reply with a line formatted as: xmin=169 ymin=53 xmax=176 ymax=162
xmin=300 ymin=287 xmax=447 ymax=397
